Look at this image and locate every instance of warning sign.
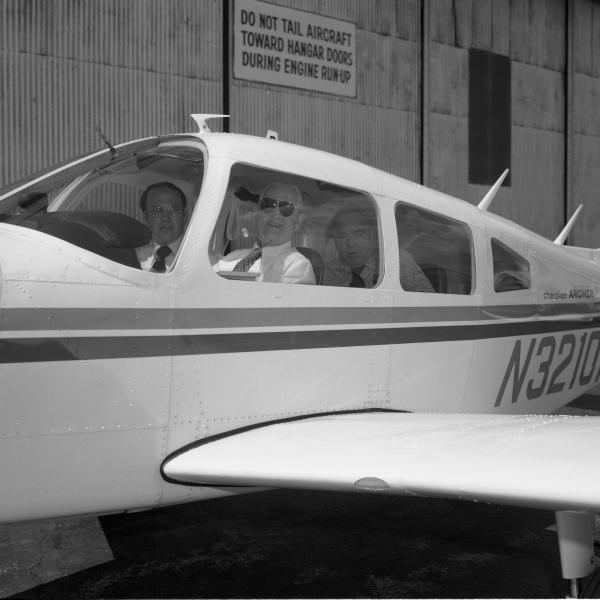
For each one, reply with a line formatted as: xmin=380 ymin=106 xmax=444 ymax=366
xmin=233 ymin=0 xmax=357 ymax=97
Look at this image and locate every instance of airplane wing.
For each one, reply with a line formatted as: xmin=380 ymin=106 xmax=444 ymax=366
xmin=163 ymin=411 xmax=600 ymax=513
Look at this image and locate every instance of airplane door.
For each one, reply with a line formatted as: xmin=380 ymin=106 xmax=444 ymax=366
xmin=165 ymin=163 xmax=394 ymax=457
xmin=389 ymin=200 xmax=482 ymax=413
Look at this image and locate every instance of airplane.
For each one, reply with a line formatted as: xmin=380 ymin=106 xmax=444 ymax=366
xmin=1 ymin=113 xmax=600 ymax=598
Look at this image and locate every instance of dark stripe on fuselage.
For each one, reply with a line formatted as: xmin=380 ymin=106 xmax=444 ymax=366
xmin=1 ymin=302 xmax=600 ymax=331
xmin=1 ymin=318 xmax=599 ymax=364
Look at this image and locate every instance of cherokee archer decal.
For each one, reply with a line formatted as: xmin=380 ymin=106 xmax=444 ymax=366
xmin=543 ymin=288 xmax=594 ymax=301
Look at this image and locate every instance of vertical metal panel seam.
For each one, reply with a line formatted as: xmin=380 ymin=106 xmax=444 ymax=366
xmin=421 ymin=0 xmax=429 ymax=186
xmin=223 ymin=0 xmax=231 ymax=130
xmin=564 ymin=0 xmax=573 ymax=240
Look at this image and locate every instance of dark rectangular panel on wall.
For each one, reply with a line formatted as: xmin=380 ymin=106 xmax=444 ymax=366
xmin=468 ymin=48 xmax=511 ymax=186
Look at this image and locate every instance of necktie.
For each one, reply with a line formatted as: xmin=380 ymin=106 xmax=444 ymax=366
xmin=233 ymin=247 xmax=262 ymax=272
xmin=152 ymin=246 xmax=172 ymax=273
xmin=349 ymin=269 xmax=365 ymax=288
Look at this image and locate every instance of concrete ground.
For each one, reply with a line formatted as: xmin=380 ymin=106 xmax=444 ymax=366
xmin=5 ymin=395 xmax=599 ymax=600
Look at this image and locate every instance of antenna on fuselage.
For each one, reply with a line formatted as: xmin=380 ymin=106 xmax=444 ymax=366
xmin=478 ymin=169 xmax=509 ymax=211
xmin=554 ymin=204 xmax=583 ymax=245
xmin=190 ymin=114 xmax=229 ymax=133
xmin=95 ymin=126 xmax=117 ymax=157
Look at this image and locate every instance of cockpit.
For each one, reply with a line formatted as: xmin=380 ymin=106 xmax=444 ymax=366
xmin=0 ymin=138 xmax=204 ymax=270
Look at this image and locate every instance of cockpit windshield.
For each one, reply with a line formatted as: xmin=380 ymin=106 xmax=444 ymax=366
xmin=0 ymin=138 xmax=205 ymax=271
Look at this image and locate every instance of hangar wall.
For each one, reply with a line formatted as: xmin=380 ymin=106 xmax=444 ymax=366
xmin=572 ymin=0 xmax=600 ymax=247
xmin=425 ymin=0 xmax=568 ymax=240
xmin=1 ymin=0 xmax=600 ymax=246
xmin=0 ymin=0 xmax=224 ymax=183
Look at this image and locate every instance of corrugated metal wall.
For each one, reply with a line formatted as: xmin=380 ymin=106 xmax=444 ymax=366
xmin=0 ymin=0 xmax=223 ymax=186
xmin=571 ymin=0 xmax=600 ymax=248
xmin=507 ymin=0 xmax=566 ymax=241
xmin=2 ymin=0 xmax=600 ymax=247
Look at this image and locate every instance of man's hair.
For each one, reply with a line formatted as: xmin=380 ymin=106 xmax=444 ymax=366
xmin=328 ymin=206 xmax=377 ymax=237
xmin=140 ymin=182 xmax=187 ymax=212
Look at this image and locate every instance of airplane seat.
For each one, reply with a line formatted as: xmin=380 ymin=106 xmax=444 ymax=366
xmin=296 ymin=246 xmax=323 ymax=284
xmin=494 ymin=270 xmax=529 ymax=292
xmin=420 ymin=263 xmax=448 ymax=293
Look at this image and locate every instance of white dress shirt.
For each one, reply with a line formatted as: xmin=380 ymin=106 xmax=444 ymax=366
xmin=136 ymin=237 xmax=183 ymax=272
xmin=215 ymin=242 xmax=315 ymax=284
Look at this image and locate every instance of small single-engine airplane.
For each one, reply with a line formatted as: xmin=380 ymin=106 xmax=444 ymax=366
xmin=2 ymin=114 xmax=600 ymax=597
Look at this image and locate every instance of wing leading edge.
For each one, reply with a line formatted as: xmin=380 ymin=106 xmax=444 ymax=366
xmin=162 ymin=411 xmax=600 ymax=513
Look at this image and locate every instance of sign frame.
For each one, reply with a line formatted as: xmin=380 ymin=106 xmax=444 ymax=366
xmin=233 ymin=0 xmax=357 ymax=98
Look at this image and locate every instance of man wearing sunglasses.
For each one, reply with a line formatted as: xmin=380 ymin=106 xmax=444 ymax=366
xmin=215 ymin=182 xmax=315 ymax=284
xmin=136 ymin=182 xmax=187 ymax=272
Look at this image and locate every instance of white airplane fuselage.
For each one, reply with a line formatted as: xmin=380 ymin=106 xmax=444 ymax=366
xmin=2 ymin=129 xmax=600 ymax=524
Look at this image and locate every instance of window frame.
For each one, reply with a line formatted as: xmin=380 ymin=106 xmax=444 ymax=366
xmin=490 ymin=237 xmax=532 ymax=294
xmin=210 ymin=161 xmax=383 ymax=288
xmin=394 ymin=201 xmax=476 ymax=295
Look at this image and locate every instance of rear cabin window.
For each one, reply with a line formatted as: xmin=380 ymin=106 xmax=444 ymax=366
xmin=210 ymin=164 xmax=380 ymax=287
xmin=491 ymin=238 xmax=531 ymax=292
xmin=395 ymin=203 xmax=474 ymax=294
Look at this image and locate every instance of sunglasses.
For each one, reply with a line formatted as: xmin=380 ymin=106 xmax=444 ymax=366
xmin=259 ymin=196 xmax=295 ymax=217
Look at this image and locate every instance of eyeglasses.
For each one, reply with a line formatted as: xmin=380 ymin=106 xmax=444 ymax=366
xmin=145 ymin=206 xmax=184 ymax=216
xmin=259 ymin=196 xmax=295 ymax=217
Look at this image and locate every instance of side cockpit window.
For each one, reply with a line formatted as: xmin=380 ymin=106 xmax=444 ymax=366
xmin=395 ymin=202 xmax=473 ymax=294
xmin=210 ymin=164 xmax=379 ymax=287
xmin=0 ymin=142 xmax=205 ymax=272
xmin=491 ymin=238 xmax=531 ymax=292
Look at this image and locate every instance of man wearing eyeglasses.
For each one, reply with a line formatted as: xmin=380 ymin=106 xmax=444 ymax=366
xmin=136 ymin=182 xmax=187 ymax=272
xmin=215 ymin=182 xmax=315 ymax=284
